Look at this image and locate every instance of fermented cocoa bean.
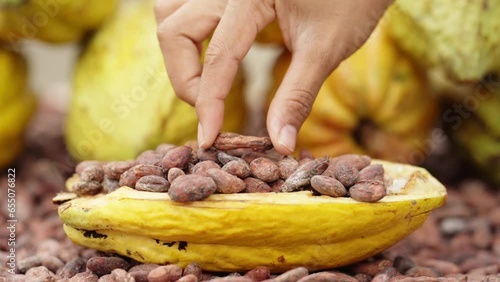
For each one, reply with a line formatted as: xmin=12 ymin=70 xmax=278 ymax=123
xmin=310 ymin=175 xmax=347 ymax=197
xmin=192 ymin=160 xmax=221 ymax=176
xmin=177 ymin=274 xmax=198 ymax=282
xmin=222 ymin=160 xmax=251 ymax=179
xmin=333 ymin=163 xmax=359 ymax=188
xmin=298 ymin=149 xmax=314 ymax=160
xmin=80 ymin=165 xmax=105 ymax=182
xmin=245 ymin=266 xmax=270 ymax=281
xmin=111 ymin=268 xmax=135 ymax=282
xmin=167 ymin=167 xmax=185 ymax=183
xmin=269 ymin=179 xmax=284 ymax=192
xmin=207 ymin=168 xmax=246 ymax=194
xmin=86 ymin=256 xmax=129 ymax=276
xmin=72 ymin=181 xmax=102 ymax=196
xmin=358 ymin=164 xmax=384 ymax=182
xmin=393 ymin=256 xmax=416 ymax=274
xmin=297 ymin=272 xmax=358 ymax=282
xmin=25 ymin=266 xmax=56 ymax=281
xmin=350 ymin=259 xmax=393 ymax=276
xmin=104 ymin=161 xmax=137 ymax=180
xmin=70 ymin=271 xmax=99 ymax=281
xmin=262 ymin=267 xmax=308 ymax=282
xmin=135 ymin=175 xmax=170 ymax=192
xmin=278 ymin=157 xmax=299 ymax=180
xmin=17 ymin=256 xmax=42 ymax=273
xmin=119 ymin=164 xmax=163 ymax=188
xmin=156 ymin=143 xmax=175 ymax=155
xmin=136 ymin=150 xmax=163 ymax=166
xmin=148 ymin=264 xmax=183 ymax=282
xmin=162 ymin=146 xmax=193 ymax=170
xmin=372 ymin=267 xmax=398 ymax=282
xmin=75 ymin=160 xmax=103 ymax=175
xmin=197 ymin=147 xmax=220 ymax=162
xmin=60 ymin=258 xmax=87 ymax=278
xmin=40 ymin=255 xmax=64 ymax=274
xmin=281 ymin=156 xmax=329 ymax=192
xmin=349 ymin=180 xmax=386 ymax=203
xmin=405 ymin=266 xmax=439 ymax=277
xmin=213 ymin=132 xmax=273 ymax=151
xmin=169 ymin=175 xmax=217 ymax=202
xmin=297 ymin=158 xmax=312 ymax=167
xmin=330 ymin=154 xmax=371 ymax=170
xmin=183 ymin=262 xmax=203 ymax=281
xmin=250 ymin=157 xmax=280 ymax=183
xmin=243 ymin=177 xmax=272 ymax=193
xmin=102 ymin=176 xmax=120 ymax=193
xmin=218 ymin=151 xmax=242 ymax=165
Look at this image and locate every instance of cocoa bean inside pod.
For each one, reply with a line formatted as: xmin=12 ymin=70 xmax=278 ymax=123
xmin=281 ymin=156 xmax=330 ymax=192
xmin=191 ymin=160 xmax=221 ymax=176
xmin=206 ymin=168 xmax=246 ymax=194
xmin=72 ymin=181 xmax=103 ymax=196
xmin=104 ymin=160 xmax=138 ymax=180
xmin=168 ymin=174 xmax=217 ymax=202
xmin=243 ymin=177 xmax=272 ymax=193
xmin=222 ymin=160 xmax=251 ymax=179
xmin=358 ymin=164 xmax=385 ymax=182
xmin=162 ymin=146 xmax=193 ymax=170
xmin=80 ymin=165 xmax=105 ymax=182
xmin=135 ymin=175 xmax=170 ymax=192
xmin=349 ymin=180 xmax=387 ymax=203
xmin=334 ymin=163 xmax=360 ymax=188
xmin=249 ymin=157 xmax=280 ymax=183
xmin=310 ymin=175 xmax=347 ymax=197
xmin=119 ymin=164 xmax=164 ymax=188
xmin=167 ymin=167 xmax=185 ymax=183
xmin=278 ymin=157 xmax=299 ymax=180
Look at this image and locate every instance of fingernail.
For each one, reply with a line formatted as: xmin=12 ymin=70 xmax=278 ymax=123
xmin=278 ymin=125 xmax=297 ymax=153
xmin=197 ymin=123 xmax=205 ymax=148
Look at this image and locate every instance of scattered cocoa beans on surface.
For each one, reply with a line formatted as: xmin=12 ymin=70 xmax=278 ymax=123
xmin=70 ymin=133 xmax=389 ymax=203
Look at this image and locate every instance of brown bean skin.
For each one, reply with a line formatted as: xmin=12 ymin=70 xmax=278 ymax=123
xmin=222 ymin=160 xmax=251 ymax=179
xmin=349 ymin=180 xmax=387 ymax=203
xmin=358 ymin=164 xmax=384 ymax=182
xmin=250 ymin=157 xmax=280 ymax=183
xmin=278 ymin=157 xmax=299 ymax=180
xmin=191 ymin=160 xmax=221 ymax=176
xmin=206 ymin=168 xmax=246 ymax=194
xmin=136 ymin=150 xmax=163 ymax=166
xmin=310 ymin=175 xmax=347 ymax=197
xmin=213 ymin=132 xmax=273 ymax=151
xmin=162 ymin=146 xmax=193 ymax=170
xmin=72 ymin=181 xmax=102 ymax=196
xmin=104 ymin=160 xmax=137 ymax=180
xmin=80 ymin=165 xmax=105 ymax=182
xmin=135 ymin=175 xmax=170 ymax=192
xmin=281 ymin=156 xmax=329 ymax=192
xmin=169 ymin=175 xmax=217 ymax=202
xmin=119 ymin=164 xmax=164 ymax=188
xmin=167 ymin=167 xmax=185 ymax=183
xmin=334 ymin=163 xmax=359 ymax=188
xmin=243 ymin=177 xmax=273 ymax=193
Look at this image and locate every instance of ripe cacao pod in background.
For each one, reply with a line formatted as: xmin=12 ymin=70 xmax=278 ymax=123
xmin=268 ymin=25 xmax=439 ymax=164
xmin=65 ymin=0 xmax=246 ymax=161
xmin=0 ymin=46 xmax=36 ymax=168
xmin=437 ymin=73 xmax=500 ymax=184
xmin=385 ymin=0 xmax=500 ymax=82
xmin=0 ymin=0 xmax=117 ymax=44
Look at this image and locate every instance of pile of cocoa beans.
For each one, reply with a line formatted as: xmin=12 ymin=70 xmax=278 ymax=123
xmin=72 ymin=133 xmax=386 ymax=203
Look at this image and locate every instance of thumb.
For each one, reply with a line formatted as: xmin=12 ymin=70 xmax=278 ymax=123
xmin=266 ymin=50 xmax=336 ymax=155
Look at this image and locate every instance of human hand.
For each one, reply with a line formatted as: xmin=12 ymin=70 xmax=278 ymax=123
xmin=155 ymin=0 xmax=392 ymax=155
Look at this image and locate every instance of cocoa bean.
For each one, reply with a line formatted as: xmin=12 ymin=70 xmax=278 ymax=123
xmin=111 ymin=268 xmax=135 ymax=282
xmin=135 ymin=175 xmax=170 ymax=192
xmin=162 ymin=146 xmax=193 ymax=170
xmin=148 ymin=265 xmax=183 ymax=282
xmin=167 ymin=167 xmax=185 ymax=183
xmin=217 ymin=151 xmax=242 ymax=165
xmin=393 ymin=256 xmax=416 ymax=275
xmin=278 ymin=157 xmax=299 ymax=180
xmin=353 ymin=273 xmax=372 ymax=282
xmin=75 ymin=160 xmax=103 ymax=175
xmin=60 ymin=258 xmax=87 ymax=278
xmin=298 ymin=149 xmax=314 ymax=160
xmin=72 ymin=181 xmax=102 ymax=196
xmin=372 ymin=267 xmax=398 ymax=282
xmin=213 ymin=132 xmax=273 ymax=151
xmin=249 ymin=157 xmax=280 ymax=183
xmin=206 ymin=168 xmax=246 ymax=194
xmin=192 ymin=160 xmax=221 ymax=176
xmin=25 ymin=266 xmax=56 ymax=281
xmin=269 ymin=179 xmax=284 ymax=192
xmin=80 ymin=165 xmax=105 ymax=182
xmin=70 ymin=271 xmax=99 ymax=282
xmin=243 ymin=177 xmax=272 ymax=193
xmin=349 ymin=180 xmax=386 ymax=202
xmin=297 ymin=158 xmax=312 ymax=167
xmin=405 ymin=266 xmax=439 ymax=277
xmin=136 ymin=150 xmax=163 ymax=166
xmin=297 ymin=272 xmax=358 ymax=282
xmin=102 ymin=176 xmax=120 ymax=193
xmin=244 ymin=266 xmax=270 ymax=281
xmin=177 ymin=274 xmax=199 ymax=282
xmin=104 ymin=161 xmax=137 ymax=180
xmin=222 ymin=160 xmax=251 ymax=179
xmin=156 ymin=143 xmax=176 ymax=155
xmin=197 ymin=147 xmax=220 ymax=162
xmin=262 ymin=267 xmax=308 ymax=282
xmin=330 ymin=154 xmax=371 ymax=170
xmin=333 ymin=163 xmax=359 ymax=187
xmin=183 ymin=262 xmax=203 ymax=281
xmin=350 ymin=259 xmax=393 ymax=276
xmin=40 ymin=255 xmax=64 ymax=274
xmin=119 ymin=164 xmax=163 ymax=188
xmin=211 ymin=277 xmax=253 ymax=282
xmin=358 ymin=164 xmax=384 ymax=182
xmin=310 ymin=175 xmax=347 ymax=197
xmin=169 ymin=175 xmax=217 ymax=202
xmin=281 ymin=156 xmax=329 ymax=192
xmin=86 ymin=257 xmax=129 ymax=276
xmin=18 ymin=255 xmax=42 ymax=273
xmin=129 ymin=264 xmax=160 ymax=282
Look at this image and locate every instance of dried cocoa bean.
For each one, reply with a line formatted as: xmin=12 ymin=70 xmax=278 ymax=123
xmin=349 ymin=180 xmax=386 ymax=203
xmin=218 ymin=151 xmax=242 ymax=165
xmin=244 ymin=266 xmax=270 ymax=281
xmin=177 ymin=274 xmax=198 ymax=282
xmin=393 ymin=256 xmax=416 ymax=275
xmin=333 ymin=163 xmax=359 ymax=188
xmin=169 ymin=175 xmax=217 ymax=202
xmin=297 ymin=272 xmax=358 ymax=282
xmin=104 ymin=160 xmax=137 ymax=180
xmin=197 ymin=147 xmax=220 ymax=162
xmin=72 ymin=181 xmax=102 ymax=196
xmin=60 ymin=258 xmax=87 ymax=278
xmin=70 ymin=271 xmax=99 ymax=281
xmin=353 ymin=273 xmax=372 ymax=282
xmin=192 ymin=160 xmax=221 ymax=176
xmin=414 ymin=259 xmax=460 ymax=275
xmin=213 ymin=132 xmax=273 ymax=151
xmin=40 ymin=255 xmax=64 ymax=274
xmin=136 ymin=150 xmax=164 ymax=166
xmin=80 ymin=165 xmax=105 ymax=182
xmin=281 ymin=156 xmax=329 ymax=192
xmin=207 ymin=168 xmax=246 ymax=194
xmin=262 ymin=267 xmax=308 ymax=282
xmin=358 ymin=164 xmax=384 ymax=182
xmin=405 ymin=266 xmax=439 ymax=277
xmin=111 ymin=268 xmax=135 ymax=282
xmin=278 ymin=157 xmax=299 ymax=180
xmin=330 ymin=154 xmax=371 ymax=170
xmin=350 ymin=259 xmax=393 ymax=276
xmin=310 ymin=175 xmax=347 ymax=197
xmin=86 ymin=256 xmax=129 ymax=276
xmin=75 ymin=160 xmax=103 ymax=175
xmin=269 ymin=179 xmax=284 ymax=192
xmin=162 ymin=146 xmax=193 ymax=170
xmin=17 ymin=255 xmax=42 ymax=273
xmin=129 ymin=264 xmax=160 ymax=282
xmin=243 ymin=177 xmax=272 ymax=193
xmin=102 ymin=176 xmax=120 ymax=193
xmin=167 ymin=167 xmax=185 ymax=183
xmin=250 ymin=157 xmax=280 ymax=183
xmin=135 ymin=175 xmax=170 ymax=192
xmin=156 ymin=143 xmax=175 ymax=154
xmin=148 ymin=264 xmax=183 ymax=282
xmin=25 ymin=266 xmax=56 ymax=281
xmin=211 ymin=277 xmax=253 ymax=282
xmin=119 ymin=164 xmax=163 ymax=188
xmin=372 ymin=267 xmax=398 ymax=282
xmin=222 ymin=160 xmax=251 ymax=179
xmin=183 ymin=262 xmax=203 ymax=281
xmin=297 ymin=157 xmax=312 ymax=167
